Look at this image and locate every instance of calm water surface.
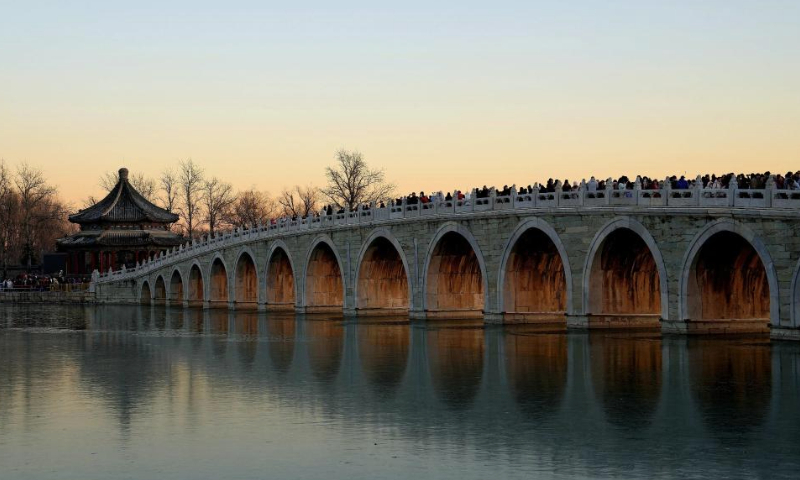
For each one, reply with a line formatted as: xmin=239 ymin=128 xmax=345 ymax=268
xmin=0 ymin=304 xmax=798 ymax=479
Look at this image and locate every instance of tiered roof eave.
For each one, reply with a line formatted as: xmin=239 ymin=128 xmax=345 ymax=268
xmin=68 ymin=167 xmax=179 ymax=225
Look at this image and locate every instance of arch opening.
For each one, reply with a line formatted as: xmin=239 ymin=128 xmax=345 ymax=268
xmin=588 ymin=228 xmax=661 ymax=327
xmin=235 ymin=252 xmax=258 ymax=309
xmin=170 ymin=270 xmax=184 ymax=304
xmin=426 ymin=231 xmax=484 ymax=317
xmin=305 ymin=242 xmax=343 ymax=311
xmin=209 ymin=258 xmax=229 ymax=307
xmin=687 ymin=231 xmax=769 ymax=332
xmin=357 ymin=237 xmax=409 ymax=313
xmin=266 ymin=248 xmax=295 ymax=310
xmin=141 ymin=281 xmax=152 ymax=305
xmin=154 ymin=276 xmax=167 ymax=305
xmin=188 ymin=264 xmax=204 ymax=306
xmin=503 ymin=228 xmax=567 ymax=322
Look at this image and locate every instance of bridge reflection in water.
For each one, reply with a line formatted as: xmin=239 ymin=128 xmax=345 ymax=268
xmin=0 ymin=304 xmax=798 ymax=479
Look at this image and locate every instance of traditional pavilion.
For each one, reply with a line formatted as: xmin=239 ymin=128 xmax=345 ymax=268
xmin=57 ymin=167 xmax=183 ymax=275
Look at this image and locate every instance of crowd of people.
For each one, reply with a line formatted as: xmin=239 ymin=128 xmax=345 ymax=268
xmin=531 ymin=171 xmax=800 ymax=193
xmin=0 ymin=272 xmax=90 ymax=292
xmin=382 ymin=171 xmax=800 ymax=206
xmin=261 ymin=170 xmax=798 ymax=225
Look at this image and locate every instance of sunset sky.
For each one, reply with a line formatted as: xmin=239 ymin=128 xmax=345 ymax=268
xmin=1 ymin=1 xmax=798 ymax=206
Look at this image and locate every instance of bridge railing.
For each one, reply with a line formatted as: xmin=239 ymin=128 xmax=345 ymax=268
xmin=772 ymin=190 xmax=800 ymax=208
xmin=95 ymin=175 xmax=800 ymax=284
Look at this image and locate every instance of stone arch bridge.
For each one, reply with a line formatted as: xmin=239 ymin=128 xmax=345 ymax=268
xmin=93 ymin=187 xmax=800 ymax=339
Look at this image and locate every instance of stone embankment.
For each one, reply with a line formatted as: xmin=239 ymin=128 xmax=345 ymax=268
xmin=0 ymin=291 xmax=96 ymax=304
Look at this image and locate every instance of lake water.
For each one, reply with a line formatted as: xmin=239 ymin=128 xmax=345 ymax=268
xmin=0 ymin=304 xmax=798 ymax=479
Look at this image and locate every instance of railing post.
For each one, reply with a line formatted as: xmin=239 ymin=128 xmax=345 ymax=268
xmin=694 ymin=175 xmax=702 ymax=206
xmin=579 ymin=180 xmax=586 ymax=206
xmin=470 ymin=189 xmax=477 ymax=212
xmin=554 ymin=180 xmax=562 ymax=206
xmin=766 ymin=174 xmax=775 ymax=207
xmin=729 ymin=175 xmax=738 ymax=207
xmin=511 ymin=184 xmax=517 ymax=208
xmin=605 ymin=178 xmax=613 ymax=205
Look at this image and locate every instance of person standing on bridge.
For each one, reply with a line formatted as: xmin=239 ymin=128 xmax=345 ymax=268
xmin=587 ymin=177 xmax=598 ymax=194
xmin=787 ymin=174 xmax=800 ymax=190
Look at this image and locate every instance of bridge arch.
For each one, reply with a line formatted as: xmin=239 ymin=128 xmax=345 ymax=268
xmin=680 ymin=219 xmax=778 ymax=328
xmin=209 ymin=254 xmax=230 ymax=307
xmin=422 ymin=222 xmax=488 ymax=316
xmin=154 ymin=275 xmax=167 ymax=305
xmin=303 ymin=235 xmax=345 ymax=311
xmin=498 ymin=218 xmax=572 ymax=319
xmin=140 ymin=280 xmax=152 ymax=305
xmin=234 ymin=247 xmax=259 ymax=308
xmin=265 ymin=240 xmax=297 ymax=310
xmin=169 ymin=268 xmax=184 ymax=304
xmin=355 ymin=228 xmax=412 ymax=313
xmin=583 ymin=217 xmax=668 ymax=321
xmin=187 ymin=261 xmax=205 ymax=305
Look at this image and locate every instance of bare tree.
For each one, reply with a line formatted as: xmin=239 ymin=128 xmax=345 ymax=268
xmin=0 ymin=160 xmax=19 ymax=279
xmin=14 ymin=163 xmax=60 ymax=269
xmin=321 ymin=150 xmax=395 ymax=211
xmin=279 ymin=185 xmax=319 ymax=218
xmin=0 ymin=160 xmax=73 ymax=275
xmin=159 ymin=167 xmax=179 ymax=213
xmin=297 ymin=185 xmax=320 ymax=217
xmin=227 ymin=188 xmax=277 ymax=228
xmin=178 ymin=159 xmax=204 ymax=239
xmin=202 ymin=177 xmax=235 ymax=236
xmin=99 ymin=170 xmax=157 ymax=200
xmin=80 ymin=196 xmax=99 ymax=209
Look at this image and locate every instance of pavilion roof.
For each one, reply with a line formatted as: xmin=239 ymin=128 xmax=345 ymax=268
xmin=69 ymin=168 xmax=179 ymax=224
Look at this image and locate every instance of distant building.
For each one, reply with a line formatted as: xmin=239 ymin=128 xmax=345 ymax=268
xmin=57 ymin=168 xmax=183 ymax=275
